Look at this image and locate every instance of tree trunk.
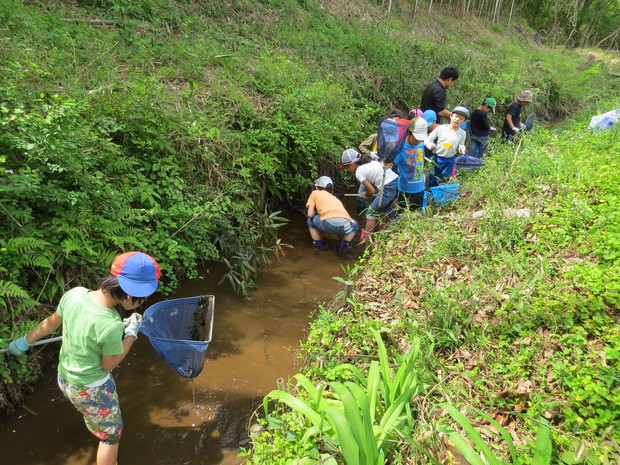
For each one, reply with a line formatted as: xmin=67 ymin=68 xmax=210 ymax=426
xmin=595 ymin=25 xmax=620 ymax=48
xmin=507 ymin=0 xmax=515 ymax=27
xmin=493 ymin=0 xmax=501 ymax=23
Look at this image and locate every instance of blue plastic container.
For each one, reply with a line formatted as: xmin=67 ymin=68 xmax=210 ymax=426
xmin=430 ymin=183 xmax=460 ymax=206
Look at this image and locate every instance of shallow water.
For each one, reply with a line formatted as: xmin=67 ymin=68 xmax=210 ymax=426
xmin=0 ymin=214 xmax=359 ymax=465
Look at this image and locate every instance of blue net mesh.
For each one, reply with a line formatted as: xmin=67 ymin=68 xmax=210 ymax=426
xmin=455 ymin=155 xmax=485 ymax=171
xmin=376 ymin=118 xmax=409 ymax=163
xmin=141 ymin=295 xmax=214 ymax=378
xmin=430 ymin=183 xmax=460 ymax=206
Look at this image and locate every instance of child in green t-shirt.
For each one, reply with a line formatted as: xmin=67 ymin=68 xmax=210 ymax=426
xmin=7 ymin=251 xmax=160 ymax=465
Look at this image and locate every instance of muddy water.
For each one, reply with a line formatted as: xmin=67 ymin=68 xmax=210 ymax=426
xmin=0 ymin=214 xmax=359 ymax=465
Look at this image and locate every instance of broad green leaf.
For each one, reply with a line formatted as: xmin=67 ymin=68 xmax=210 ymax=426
xmin=367 ymin=361 xmax=381 ymax=423
xmin=440 ymin=427 xmax=487 ymax=465
xmin=264 ymin=390 xmax=324 ymax=427
xmin=436 ymin=403 xmax=500 ymax=465
xmin=471 ymin=406 xmax=518 ymax=462
xmin=325 ymin=405 xmax=361 ymax=465
xmin=532 ymin=418 xmax=552 ymax=465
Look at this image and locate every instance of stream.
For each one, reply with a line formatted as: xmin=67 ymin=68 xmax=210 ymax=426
xmin=0 ymin=213 xmax=359 ymax=465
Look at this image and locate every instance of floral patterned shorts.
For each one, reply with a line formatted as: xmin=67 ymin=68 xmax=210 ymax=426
xmin=57 ymin=373 xmax=123 ymax=445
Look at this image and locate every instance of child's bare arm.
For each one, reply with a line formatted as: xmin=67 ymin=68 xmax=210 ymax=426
xmin=101 ymin=337 xmax=136 ymax=371
xmin=25 ymin=311 xmax=63 ymax=344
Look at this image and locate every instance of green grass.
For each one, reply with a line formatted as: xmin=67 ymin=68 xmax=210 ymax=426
xmin=249 ymin=104 xmax=620 ymax=462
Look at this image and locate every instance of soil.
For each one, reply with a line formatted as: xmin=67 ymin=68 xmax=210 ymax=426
xmin=189 ymin=297 xmax=211 ymax=342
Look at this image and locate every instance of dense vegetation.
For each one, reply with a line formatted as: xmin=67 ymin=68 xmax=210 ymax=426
xmin=250 ymin=114 xmax=620 ymax=463
xmin=418 ymin=0 xmax=620 ymax=49
xmin=1 ymin=0 xmax=619 ymax=462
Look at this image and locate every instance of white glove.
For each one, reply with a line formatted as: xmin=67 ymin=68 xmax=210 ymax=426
xmin=123 ymin=313 xmax=143 ymax=339
xmin=458 ymin=145 xmax=466 ymax=155
xmin=490 ymin=126 xmax=497 ymax=131
xmin=426 ymin=142 xmax=437 ymax=150
xmin=512 ymin=127 xmax=520 ymax=133
xmin=369 ymin=151 xmax=379 ymax=161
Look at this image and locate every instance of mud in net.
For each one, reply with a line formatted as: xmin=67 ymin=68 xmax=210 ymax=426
xmin=141 ymin=295 xmax=214 ymax=378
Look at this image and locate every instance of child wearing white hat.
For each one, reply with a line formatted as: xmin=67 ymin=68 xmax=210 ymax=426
xmin=306 ymin=176 xmax=359 ymax=252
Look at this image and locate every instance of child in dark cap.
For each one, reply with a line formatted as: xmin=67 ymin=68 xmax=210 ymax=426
xmin=503 ymin=90 xmax=533 ymax=140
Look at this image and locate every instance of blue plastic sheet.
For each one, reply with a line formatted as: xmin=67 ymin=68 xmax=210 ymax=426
xmin=141 ymin=295 xmax=214 ymax=378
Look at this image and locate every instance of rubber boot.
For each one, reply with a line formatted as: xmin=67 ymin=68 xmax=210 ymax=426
xmin=337 ymin=239 xmax=350 ymax=253
xmin=359 ymin=229 xmax=373 ymax=241
xmin=312 ymin=240 xmax=325 ymax=251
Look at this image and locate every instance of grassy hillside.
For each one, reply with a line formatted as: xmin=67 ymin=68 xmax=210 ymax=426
xmin=1 ymin=0 xmax=619 ymax=460
xmin=251 ymin=119 xmax=619 ymax=463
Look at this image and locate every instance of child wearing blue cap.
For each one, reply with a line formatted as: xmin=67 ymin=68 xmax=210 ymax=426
xmin=7 ymin=251 xmax=160 ymax=465
xmin=422 ymin=110 xmax=438 ymax=167
xmin=394 ymin=117 xmax=428 ymax=210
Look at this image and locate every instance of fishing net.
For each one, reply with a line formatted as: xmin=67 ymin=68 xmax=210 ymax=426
xmin=141 ymin=295 xmax=214 ymax=378
xmin=376 ymin=118 xmax=409 ymax=163
xmin=524 ymin=113 xmax=536 ymax=131
xmin=455 ymin=155 xmax=486 ymax=171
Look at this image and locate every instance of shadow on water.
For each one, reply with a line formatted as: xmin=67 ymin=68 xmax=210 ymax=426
xmin=0 ymin=212 xmax=362 ymax=465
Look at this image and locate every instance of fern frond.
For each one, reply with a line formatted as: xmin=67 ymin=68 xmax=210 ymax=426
xmin=0 ymin=279 xmax=30 ymax=300
xmin=4 ymin=236 xmax=51 ymax=253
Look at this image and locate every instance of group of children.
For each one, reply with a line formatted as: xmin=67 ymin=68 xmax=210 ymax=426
xmin=306 ymin=112 xmax=433 ymax=252
xmin=306 ymin=80 xmax=534 ymax=253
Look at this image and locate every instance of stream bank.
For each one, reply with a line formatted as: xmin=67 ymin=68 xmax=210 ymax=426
xmin=0 ymin=214 xmax=359 ymax=465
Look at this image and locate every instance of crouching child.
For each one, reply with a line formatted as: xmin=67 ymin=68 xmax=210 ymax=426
xmin=306 ymin=176 xmax=359 ymax=253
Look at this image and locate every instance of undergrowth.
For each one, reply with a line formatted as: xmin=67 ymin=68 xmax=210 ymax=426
xmin=1 ymin=0 xmax=619 ymax=440
xmin=249 ymin=104 xmax=620 ymax=463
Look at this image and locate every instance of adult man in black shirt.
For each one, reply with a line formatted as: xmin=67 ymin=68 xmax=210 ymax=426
xmin=421 ymin=67 xmax=459 ymax=124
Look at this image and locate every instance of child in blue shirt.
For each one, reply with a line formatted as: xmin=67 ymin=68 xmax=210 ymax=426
xmin=394 ymin=117 xmax=428 ymax=210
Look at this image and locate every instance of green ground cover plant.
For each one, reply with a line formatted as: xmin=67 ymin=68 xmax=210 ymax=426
xmin=245 ymin=329 xmax=428 ymax=464
xmin=248 ymin=105 xmax=620 ymax=462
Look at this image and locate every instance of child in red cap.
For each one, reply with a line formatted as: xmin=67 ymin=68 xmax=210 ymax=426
xmin=7 ymin=251 xmax=160 ymax=465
